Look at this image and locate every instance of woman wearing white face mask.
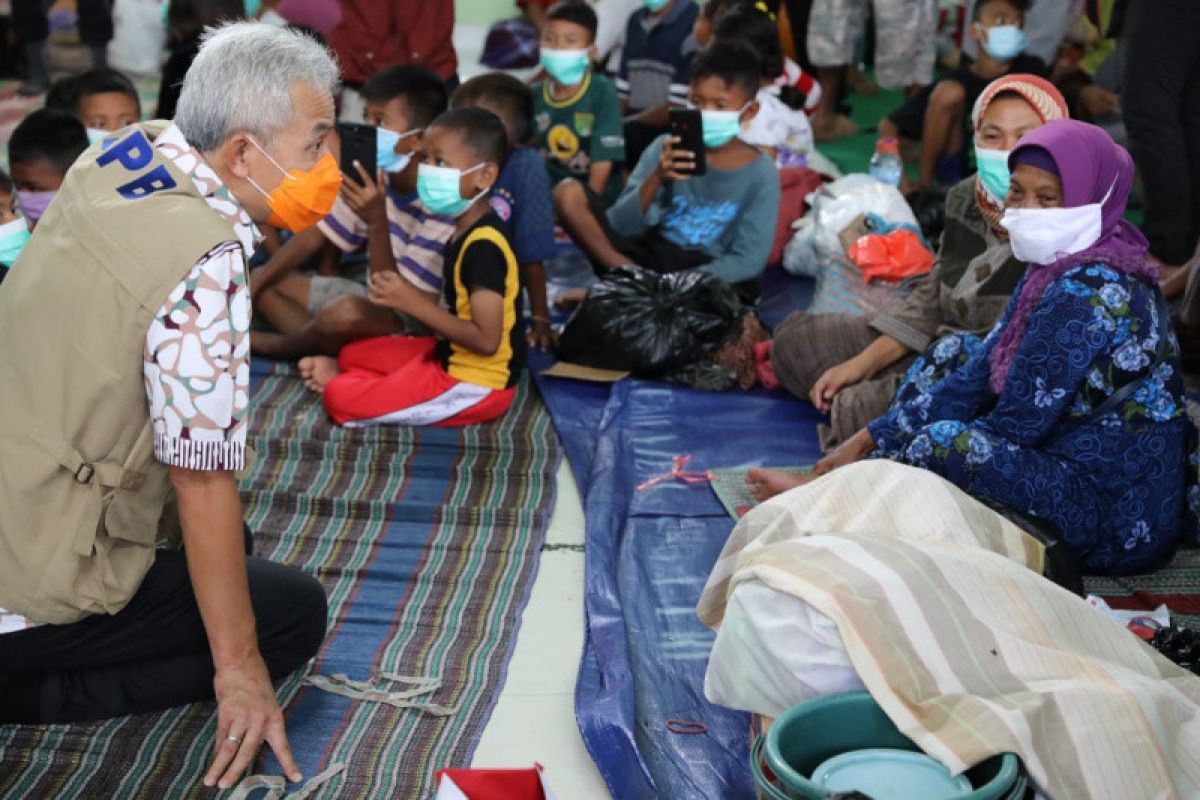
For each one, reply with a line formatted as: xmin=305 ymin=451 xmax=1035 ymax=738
xmin=755 ymin=119 xmax=1193 ymax=577
xmin=765 ymin=74 xmax=1067 ymax=448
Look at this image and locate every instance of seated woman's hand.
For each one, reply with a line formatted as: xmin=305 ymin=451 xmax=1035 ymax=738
xmin=810 ymin=356 xmax=870 ymax=412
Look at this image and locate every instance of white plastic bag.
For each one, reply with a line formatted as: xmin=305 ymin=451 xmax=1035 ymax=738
xmin=704 ymin=580 xmax=864 ymax=719
xmin=781 ymin=174 xmax=917 ymax=277
xmin=108 ymin=0 xmax=165 ymax=77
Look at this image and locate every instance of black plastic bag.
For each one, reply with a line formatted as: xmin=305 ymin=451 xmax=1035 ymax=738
xmin=556 ymin=266 xmax=744 ymax=376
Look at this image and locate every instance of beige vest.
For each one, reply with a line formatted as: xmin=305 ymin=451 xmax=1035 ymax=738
xmin=0 ymin=121 xmax=239 ymax=624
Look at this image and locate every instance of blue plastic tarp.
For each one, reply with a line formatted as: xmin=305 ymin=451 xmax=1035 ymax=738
xmin=532 ymin=356 xmax=824 ymax=798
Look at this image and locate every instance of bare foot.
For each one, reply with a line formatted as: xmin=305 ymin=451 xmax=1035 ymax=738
xmin=745 ymin=467 xmax=814 ymax=501
xmin=298 ymin=355 xmax=338 ymax=393
xmin=553 ymin=287 xmax=588 ymax=311
xmin=812 ymin=113 xmax=859 ymax=142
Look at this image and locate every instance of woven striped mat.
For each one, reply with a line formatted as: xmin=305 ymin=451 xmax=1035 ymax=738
xmin=0 ymin=366 xmax=561 ymax=798
xmin=1085 ymin=550 xmax=1200 ymax=627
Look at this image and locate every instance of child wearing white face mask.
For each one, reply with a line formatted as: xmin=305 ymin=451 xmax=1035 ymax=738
xmin=879 ymin=0 xmax=1049 ymax=193
xmin=251 ymin=65 xmax=457 ymax=361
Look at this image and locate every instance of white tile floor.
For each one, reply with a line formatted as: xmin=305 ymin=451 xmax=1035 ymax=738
xmin=471 ymin=460 xmax=611 ymax=799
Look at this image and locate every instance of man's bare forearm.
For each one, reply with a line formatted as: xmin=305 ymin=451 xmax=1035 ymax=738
xmin=171 ymin=467 xmax=258 ymax=670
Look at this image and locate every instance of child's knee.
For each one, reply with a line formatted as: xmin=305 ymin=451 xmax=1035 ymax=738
xmin=552 ymin=178 xmax=587 ymax=218
xmin=928 ymin=79 xmax=966 ymax=112
xmin=315 ymin=295 xmax=370 ymax=338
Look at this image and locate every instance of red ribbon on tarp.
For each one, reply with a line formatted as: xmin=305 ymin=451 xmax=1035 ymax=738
xmin=636 ymin=455 xmax=713 ymax=492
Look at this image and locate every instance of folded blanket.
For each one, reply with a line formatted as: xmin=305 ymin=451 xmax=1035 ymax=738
xmin=698 ymin=461 xmax=1200 ymax=799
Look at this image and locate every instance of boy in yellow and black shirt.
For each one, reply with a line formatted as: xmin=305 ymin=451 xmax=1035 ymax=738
xmin=301 ymin=108 xmax=525 ymax=427
xmin=532 ymin=1 xmax=625 ymax=205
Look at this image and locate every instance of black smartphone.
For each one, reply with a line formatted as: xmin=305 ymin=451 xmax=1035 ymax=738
xmin=667 ymin=107 xmax=706 ymax=176
xmin=338 ymin=122 xmax=377 ymax=186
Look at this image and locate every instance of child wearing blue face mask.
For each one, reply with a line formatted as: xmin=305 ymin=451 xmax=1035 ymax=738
xmin=8 ymin=109 xmax=88 ymax=231
xmin=532 ymin=2 xmax=625 ymax=206
xmin=554 ymin=42 xmax=779 ymax=287
xmin=0 ymin=170 xmax=30 ymax=287
xmin=451 ymin=73 xmax=558 ymax=349
xmin=251 ymin=65 xmax=456 ymax=360
xmin=880 ymin=0 xmax=1049 ymax=193
xmin=300 ymin=108 xmax=525 ymax=429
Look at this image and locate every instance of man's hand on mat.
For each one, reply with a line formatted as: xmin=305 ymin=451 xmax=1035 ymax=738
xmin=206 ymin=656 xmax=301 ymax=790
xmin=657 ymin=136 xmax=695 ymax=182
xmin=368 ymin=271 xmax=419 ymax=313
xmin=810 ymin=357 xmax=869 ymax=412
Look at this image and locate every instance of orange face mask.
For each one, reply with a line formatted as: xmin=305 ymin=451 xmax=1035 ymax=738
xmin=246 ymin=138 xmax=341 ymax=232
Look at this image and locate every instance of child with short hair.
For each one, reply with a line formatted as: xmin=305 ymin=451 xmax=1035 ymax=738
xmin=0 ymin=170 xmax=30 ymax=285
xmin=300 ymin=108 xmax=525 ymax=428
xmin=46 ymin=68 xmax=141 ymax=142
xmin=532 ymin=1 xmax=625 ymax=205
xmin=554 ymin=41 xmax=780 ymax=285
xmin=8 ymin=109 xmax=89 ymax=228
xmin=252 ymin=65 xmax=455 ymax=359
xmin=451 ymin=73 xmax=557 ymax=348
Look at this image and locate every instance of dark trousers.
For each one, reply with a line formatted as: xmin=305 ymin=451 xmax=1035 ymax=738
xmin=0 ymin=551 xmax=327 ymax=723
xmin=12 ymin=0 xmax=113 ymax=45
xmin=1123 ymin=0 xmax=1200 ymax=265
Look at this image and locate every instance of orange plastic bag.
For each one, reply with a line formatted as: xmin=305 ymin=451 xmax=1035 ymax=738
xmin=848 ymin=229 xmax=934 ymax=283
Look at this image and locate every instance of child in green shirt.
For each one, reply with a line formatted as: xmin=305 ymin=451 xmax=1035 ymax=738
xmin=532 ymin=2 xmax=625 ymax=205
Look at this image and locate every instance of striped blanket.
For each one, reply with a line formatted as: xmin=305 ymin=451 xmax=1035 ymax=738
xmin=0 ymin=367 xmax=561 ymax=798
xmin=698 ymin=461 xmax=1200 ymax=799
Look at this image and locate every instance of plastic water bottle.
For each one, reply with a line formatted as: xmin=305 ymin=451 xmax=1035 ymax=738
xmin=869 ymin=137 xmax=903 ymax=188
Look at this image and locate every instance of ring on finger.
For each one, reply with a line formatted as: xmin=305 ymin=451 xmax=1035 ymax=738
xmin=226 ymin=734 xmax=242 ymax=744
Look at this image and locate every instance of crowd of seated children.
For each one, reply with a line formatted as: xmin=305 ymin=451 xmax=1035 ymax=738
xmin=45 ymin=67 xmax=141 ymax=141
xmin=880 ymin=0 xmax=1048 ymax=193
xmin=8 ymin=109 xmax=89 ymax=231
xmin=299 ymin=108 xmax=526 ymax=430
xmin=766 ymin=75 xmax=1067 ymax=448
xmin=451 ymin=73 xmax=558 ymax=349
xmin=617 ymin=0 xmax=700 ymax=166
xmin=532 ymin=2 xmax=626 ymax=207
xmin=251 ymin=65 xmax=454 ymax=359
xmin=554 ymin=41 xmax=779 ymax=290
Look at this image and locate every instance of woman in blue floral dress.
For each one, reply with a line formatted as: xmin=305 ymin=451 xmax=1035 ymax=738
xmin=750 ymin=120 xmax=1191 ymax=575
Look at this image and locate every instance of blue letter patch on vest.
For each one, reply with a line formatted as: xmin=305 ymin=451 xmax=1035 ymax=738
xmin=116 ymin=164 xmax=176 ymax=199
xmin=96 ymin=131 xmax=154 ymax=171
xmin=97 ymin=129 xmax=178 ymax=200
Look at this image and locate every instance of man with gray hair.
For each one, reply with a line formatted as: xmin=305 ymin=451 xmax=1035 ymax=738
xmin=0 ymin=22 xmax=341 ymax=791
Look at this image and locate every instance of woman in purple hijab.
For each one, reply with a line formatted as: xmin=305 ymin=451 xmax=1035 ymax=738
xmin=767 ymin=120 xmax=1192 ymax=575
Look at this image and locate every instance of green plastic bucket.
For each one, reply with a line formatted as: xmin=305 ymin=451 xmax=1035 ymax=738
xmin=749 ymin=692 xmax=1023 ymax=800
